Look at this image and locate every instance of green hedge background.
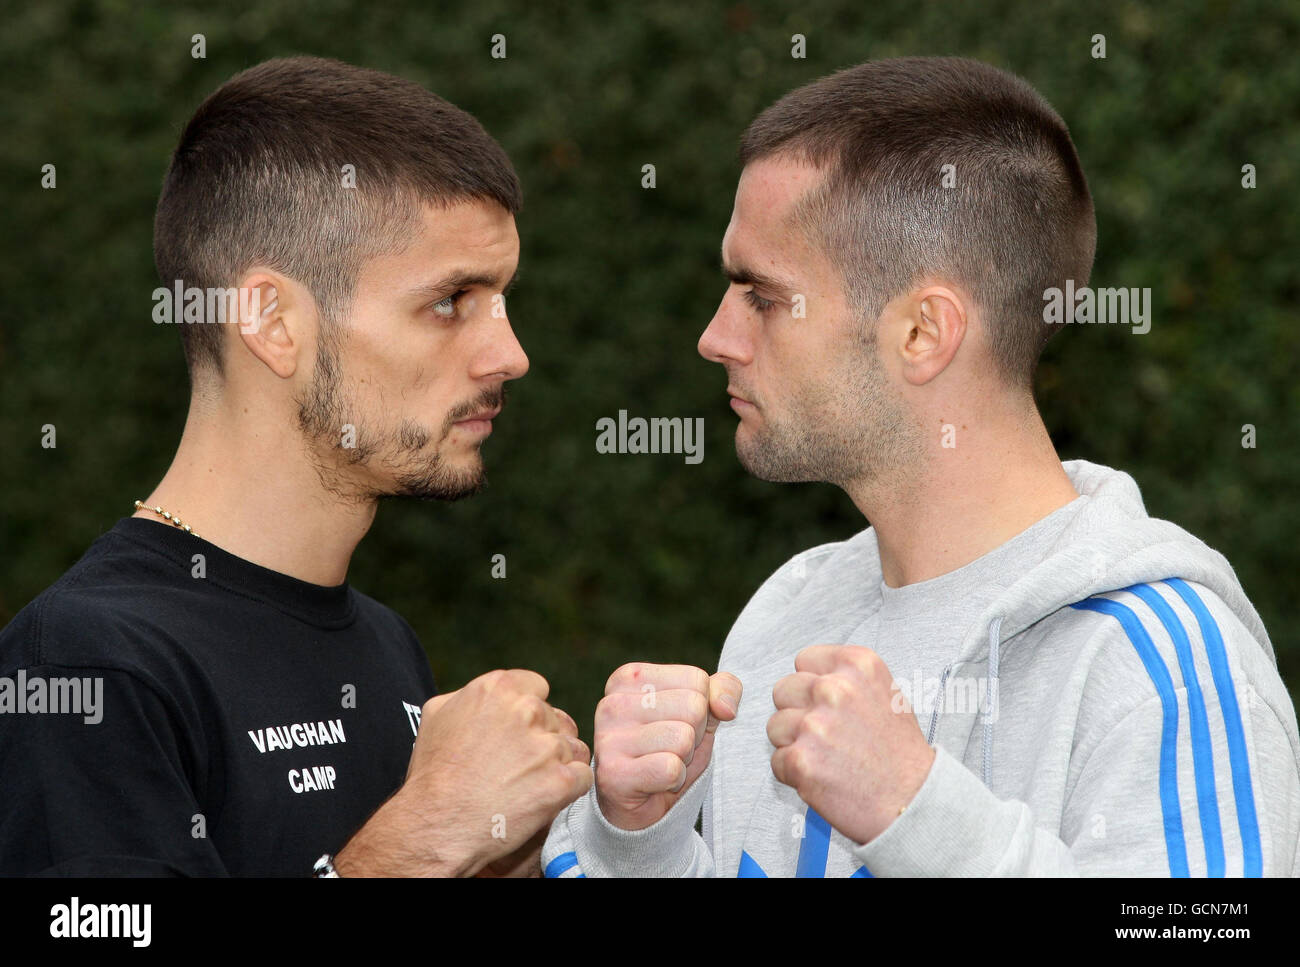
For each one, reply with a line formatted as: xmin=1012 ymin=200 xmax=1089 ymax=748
xmin=2 ymin=0 xmax=1297 ymax=734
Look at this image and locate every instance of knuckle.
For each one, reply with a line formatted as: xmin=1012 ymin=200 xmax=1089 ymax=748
xmin=593 ymin=695 xmax=616 ymax=730
xmin=554 ymin=705 xmax=577 ymax=727
xmin=516 ymin=694 xmax=546 ymax=727
xmin=596 ymin=691 xmax=633 ymax=726
xmin=813 ymin=675 xmax=850 ymax=708
xmin=766 ymin=711 xmax=792 ymax=745
xmin=505 ymin=667 xmax=545 ymax=693
xmin=669 ymin=721 xmax=696 ymax=759
xmin=478 ymin=668 xmax=509 ymax=694
xmin=605 ymin=664 xmax=633 ymax=692
xmin=659 ymin=754 xmax=686 ymax=788
xmin=689 ymin=666 xmax=710 ymax=694
xmin=543 ymin=768 xmax=574 ymax=805
xmin=765 ymin=715 xmax=779 ymax=745
xmin=785 ymin=745 xmax=808 ymax=781
xmin=608 ymin=662 xmax=649 ymax=692
xmin=593 ymin=725 xmax=629 ymax=761
xmin=686 ymin=690 xmax=709 ymax=724
xmin=858 ymin=648 xmax=883 ymax=676
xmin=592 ymin=732 xmax=614 ymax=761
xmin=801 ymin=710 xmax=830 ymax=742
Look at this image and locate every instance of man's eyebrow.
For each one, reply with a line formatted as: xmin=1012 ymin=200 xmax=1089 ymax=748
xmin=720 ymin=253 xmax=796 ymax=293
xmin=406 ymin=267 xmax=520 ymax=299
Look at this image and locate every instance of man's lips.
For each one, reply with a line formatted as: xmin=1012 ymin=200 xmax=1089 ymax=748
xmin=455 ymin=406 xmax=502 ymax=423
xmin=453 ymin=406 xmax=501 ymax=434
xmin=727 ymin=389 xmax=756 ymax=413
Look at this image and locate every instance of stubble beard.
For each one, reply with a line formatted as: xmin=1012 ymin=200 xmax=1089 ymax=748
xmin=735 ymin=327 xmax=920 ymax=489
xmin=294 ymin=334 xmax=494 ymax=503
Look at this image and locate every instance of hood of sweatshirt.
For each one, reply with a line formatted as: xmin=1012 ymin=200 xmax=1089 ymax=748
xmin=937 ymin=459 xmax=1273 ymax=786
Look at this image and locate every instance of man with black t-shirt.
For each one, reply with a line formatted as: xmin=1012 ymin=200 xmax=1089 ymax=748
xmin=0 ymin=57 xmax=592 ymax=876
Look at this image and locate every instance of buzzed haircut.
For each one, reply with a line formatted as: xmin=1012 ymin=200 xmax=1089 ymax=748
xmin=740 ymin=56 xmax=1096 ymax=385
xmin=154 ymin=56 xmax=522 ymax=380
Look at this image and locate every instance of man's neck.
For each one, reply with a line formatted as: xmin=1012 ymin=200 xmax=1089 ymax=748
xmin=133 ymin=397 xmax=376 ymax=586
xmin=845 ymin=404 xmax=1079 ymax=589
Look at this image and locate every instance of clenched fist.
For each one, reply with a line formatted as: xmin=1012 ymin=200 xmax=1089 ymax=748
xmin=768 ymin=645 xmax=935 ymax=845
xmin=336 ymin=668 xmax=591 ymax=876
xmin=594 ymin=663 xmax=742 ymax=831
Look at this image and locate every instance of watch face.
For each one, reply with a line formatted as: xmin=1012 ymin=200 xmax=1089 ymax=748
xmin=312 ymin=854 xmax=338 ymax=877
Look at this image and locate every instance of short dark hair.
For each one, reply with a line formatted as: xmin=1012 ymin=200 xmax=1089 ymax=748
xmin=740 ymin=57 xmax=1096 ymax=385
xmin=154 ymin=56 xmax=523 ymax=380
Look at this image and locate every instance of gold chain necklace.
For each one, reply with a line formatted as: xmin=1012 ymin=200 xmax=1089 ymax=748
xmin=133 ymin=500 xmax=200 ymax=539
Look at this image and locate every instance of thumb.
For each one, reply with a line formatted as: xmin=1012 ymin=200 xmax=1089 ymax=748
xmin=706 ymin=672 xmax=743 ymax=731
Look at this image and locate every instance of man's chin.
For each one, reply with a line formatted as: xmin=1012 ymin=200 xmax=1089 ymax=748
xmin=388 ymin=453 xmax=487 ymax=502
xmin=735 ymin=436 xmax=822 ymax=485
xmin=736 ymin=443 xmax=783 ymax=483
xmin=389 ymin=474 xmax=485 ymax=502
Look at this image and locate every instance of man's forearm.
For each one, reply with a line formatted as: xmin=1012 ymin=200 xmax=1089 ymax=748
xmin=332 ymin=790 xmax=477 ymax=878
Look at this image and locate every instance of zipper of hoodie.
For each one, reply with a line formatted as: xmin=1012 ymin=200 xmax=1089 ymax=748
xmin=925 ymin=665 xmax=952 ymax=745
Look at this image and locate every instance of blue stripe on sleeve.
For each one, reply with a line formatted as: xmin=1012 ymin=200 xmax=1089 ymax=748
xmin=796 ymin=806 xmax=832 ymax=878
xmin=1126 ymin=583 xmax=1225 ymax=876
xmin=1071 ymin=596 xmax=1189 ymax=876
xmin=1164 ymin=578 xmax=1264 ymax=877
xmin=737 ymin=850 xmax=768 ymax=877
xmin=543 ymin=851 xmax=579 ymax=878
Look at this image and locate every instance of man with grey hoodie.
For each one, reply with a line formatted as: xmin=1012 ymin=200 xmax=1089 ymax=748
xmin=542 ymin=57 xmax=1300 ymax=877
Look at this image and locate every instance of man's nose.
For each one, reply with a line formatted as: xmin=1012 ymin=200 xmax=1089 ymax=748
xmin=698 ymin=290 xmax=749 ymax=366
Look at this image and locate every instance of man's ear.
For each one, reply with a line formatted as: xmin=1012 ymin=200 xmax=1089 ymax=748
xmin=233 ymin=271 xmax=305 ymax=379
xmin=895 ymin=284 xmax=969 ymax=387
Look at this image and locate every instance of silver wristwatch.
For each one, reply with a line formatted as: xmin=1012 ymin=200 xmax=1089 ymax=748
xmin=312 ymin=853 xmax=341 ymax=878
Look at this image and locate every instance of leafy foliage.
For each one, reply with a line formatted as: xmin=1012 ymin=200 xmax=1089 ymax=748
xmin=2 ymin=0 xmax=1296 ymax=732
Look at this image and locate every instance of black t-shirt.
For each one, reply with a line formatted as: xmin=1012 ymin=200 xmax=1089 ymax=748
xmin=0 ymin=517 xmax=437 ymax=876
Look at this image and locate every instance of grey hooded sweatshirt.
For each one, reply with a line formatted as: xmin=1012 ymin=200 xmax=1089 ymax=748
xmin=542 ymin=460 xmax=1300 ymax=876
